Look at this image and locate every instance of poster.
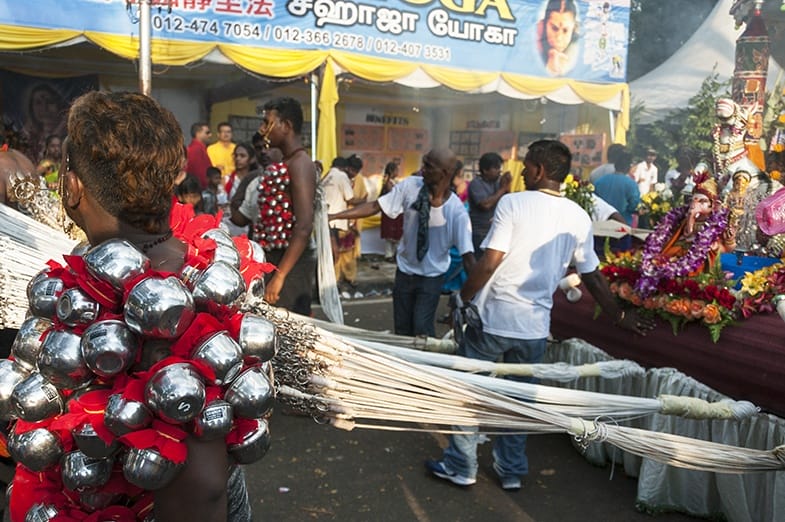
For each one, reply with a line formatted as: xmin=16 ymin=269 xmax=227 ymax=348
xmin=3 ymin=0 xmax=631 ymax=83
xmin=0 ymin=70 xmax=98 ymax=162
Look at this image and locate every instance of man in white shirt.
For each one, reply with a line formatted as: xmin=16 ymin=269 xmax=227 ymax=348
xmin=425 ymin=139 xmax=652 ymax=491
xmin=329 ymin=148 xmax=475 ymax=336
xmin=632 ymin=148 xmax=658 ymax=195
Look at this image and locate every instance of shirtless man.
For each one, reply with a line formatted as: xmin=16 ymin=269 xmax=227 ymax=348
xmin=231 ymin=97 xmax=317 ymax=315
xmin=0 ymin=130 xmax=37 ymax=209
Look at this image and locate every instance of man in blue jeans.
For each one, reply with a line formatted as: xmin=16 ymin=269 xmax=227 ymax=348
xmin=426 ymin=140 xmax=651 ymax=490
xmin=329 ymin=148 xmax=474 ymax=336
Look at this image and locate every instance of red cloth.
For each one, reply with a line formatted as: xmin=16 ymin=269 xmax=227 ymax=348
xmin=186 ymin=140 xmax=212 ymax=189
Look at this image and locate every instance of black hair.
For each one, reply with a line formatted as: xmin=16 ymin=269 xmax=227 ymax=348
xmin=331 ymin=156 xmax=347 ymax=169
xmin=479 ymin=152 xmax=503 ymax=172
xmin=190 ymin=122 xmax=208 ymax=138
xmin=614 ymin=151 xmax=633 ymax=173
xmin=526 ymin=140 xmax=572 ymax=182
xmin=347 ymin=154 xmax=363 ymax=172
xmin=263 ymin=97 xmax=304 ymax=135
xmin=606 ymin=143 xmax=625 ymax=164
xmin=177 ymin=174 xmax=202 ymax=197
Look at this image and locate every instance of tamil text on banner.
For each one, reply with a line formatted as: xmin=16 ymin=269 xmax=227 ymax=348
xmin=4 ymin=0 xmax=630 ymax=83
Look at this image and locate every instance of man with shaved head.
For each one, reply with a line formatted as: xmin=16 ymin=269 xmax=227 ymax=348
xmin=0 ymin=129 xmax=37 ymax=209
xmin=330 ymin=148 xmax=474 ymax=336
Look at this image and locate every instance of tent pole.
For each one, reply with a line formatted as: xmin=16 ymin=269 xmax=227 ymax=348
xmin=139 ymin=0 xmax=152 ymax=96
xmin=310 ymin=72 xmax=318 ymax=159
xmin=608 ymin=110 xmax=616 ymax=143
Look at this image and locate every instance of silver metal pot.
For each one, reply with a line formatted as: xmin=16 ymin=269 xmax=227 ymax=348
xmin=191 ymin=331 xmax=243 ymax=386
xmin=122 ymin=447 xmax=184 ymax=490
xmin=60 ymin=449 xmax=114 ymax=492
xmin=11 ymin=316 xmax=53 ymax=371
xmin=0 ymin=359 xmax=30 ymax=421
xmin=202 ymin=227 xmax=235 ymax=248
xmin=37 ymin=329 xmax=93 ymax=390
xmin=8 ymin=427 xmax=63 ymax=472
xmin=69 ymin=241 xmax=91 ymax=257
xmin=56 ymin=287 xmax=101 ymax=327
xmin=224 ymin=365 xmax=275 ymax=419
xmin=192 ymin=399 xmax=233 ymax=441
xmin=81 ymin=320 xmax=140 ymax=378
xmin=27 ymin=275 xmax=65 ymax=319
xmin=212 ymin=242 xmax=242 ymax=269
xmin=79 ymin=490 xmax=123 ymax=512
xmin=181 ymin=262 xmax=246 ymax=310
xmin=104 ymin=393 xmax=153 ymax=436
xmin=145 ymin=362 xmax=205 ymax=424
xmin=11 ymin=372 xmax=64 ymax=421
xmin=72 ymin=422 xmax=120 ymax=459
xmin=228 ymin=418 xmax=271 ymax=464
xmin=237 ymin=313 xmax=278 ymax=363
xmin=124 ymin=276 xmax=196 ymax=339
xmin=83 ymin=238 xmax=151 ymax=292
xmin=24 ymin=503 xmax=59 ymax=522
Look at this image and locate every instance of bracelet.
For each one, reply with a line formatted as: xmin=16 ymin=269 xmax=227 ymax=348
xmin=615 ymin=310 xmax=625 ymax=325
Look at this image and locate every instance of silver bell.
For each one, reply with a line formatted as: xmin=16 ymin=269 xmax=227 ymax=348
xmin=123 ymin=447 xmax=184 ymax=490
xmin=81 ymin=320 xmax=140 ymax=377
xmin=181 ymin=262 xmax=246 ymax=310
xmin=83 ymin=238 xmax=151 ymax=292
xmin=237 ymin=313 xmax=278 ymax=363
xmin=224 ymin=365 xmax=275 ymax=419
xmin=27 ymin=275 xmax=65 ymax=319
xmin=192 ymin=399 xmax=234 ymax=441
xmin=72 ymin=422 xmax=120 ymax=459
xmin=191 ymin=331 xmax=243 ymax=385
xmin=11 ymin=372 xmax=64 ymax=421
xmin=228 ymin=418 xmax=271 ymax=464
xmin=11 ymin=316 xmax=53 ymax=371
xmin=145 ymin=363 xmax=205 ymax=424
xmin=124 ymin=276 xmax=195 ymax=339
xmin=0 ymin=360 xmax=31 ymax=420
xmin=69 ymin=241 xmax=91 ymax=257
xmin=37 ymin=329 xmax=93 ymax=390
xmin=56 ymin=287 xmax=100 ymax=327
xmin=60 ymin=449 xmax=114 ymax=492
xmin=8 ymin=427 xmax=63 ymax=472
xmin=104 ymin=393 xmax=153 ymax=436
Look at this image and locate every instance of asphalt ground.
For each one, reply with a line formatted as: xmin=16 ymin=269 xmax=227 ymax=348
xmin=240 ymin=275 xmax=698 ymax=522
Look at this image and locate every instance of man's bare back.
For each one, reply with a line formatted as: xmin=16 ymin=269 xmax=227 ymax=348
xmin=0 ymin=148 xmax=37 ymax=207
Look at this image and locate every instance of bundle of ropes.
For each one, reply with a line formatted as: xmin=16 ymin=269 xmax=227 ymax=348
xmin=0 ymin=204 xmax=78 ymax=329
xmin=253 ymin=304 xmax=785 ymax=474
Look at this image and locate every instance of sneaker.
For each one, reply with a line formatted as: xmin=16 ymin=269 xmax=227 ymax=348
xmin=425 ymin=460 xmax=476 ymax=486
xmin=492 ymin=461 xmax=521 ymax=491
xmin=353 ymin=291 xmax=364 ymax=299
xmin=340 ymin=291 xmax=352 ymax=299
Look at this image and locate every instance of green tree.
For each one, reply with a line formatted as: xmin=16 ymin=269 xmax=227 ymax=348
xmin=631 ymin=69 xmax=731 ymax=169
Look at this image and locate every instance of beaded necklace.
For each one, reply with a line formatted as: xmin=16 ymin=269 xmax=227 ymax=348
xmin=254 ymin=162 xmax=294 ymax=251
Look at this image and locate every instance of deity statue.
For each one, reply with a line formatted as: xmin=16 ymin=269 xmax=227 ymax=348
xmin=635 ymin=174 xmax=734 ymax=296
xmin=723 ymin=165 xmax=772 ymax=252
xmin=712 ymin=98 xmax=752 ymax=190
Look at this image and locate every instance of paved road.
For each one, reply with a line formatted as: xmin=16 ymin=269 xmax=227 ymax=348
xmin=241 ymin=296 xmax=697 ymax=522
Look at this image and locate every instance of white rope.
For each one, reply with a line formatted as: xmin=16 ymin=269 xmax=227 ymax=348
xmin=313 ymin=184 xmax=343 ymax=325
xmin=259 ymin=305 xmax=785 ymax=474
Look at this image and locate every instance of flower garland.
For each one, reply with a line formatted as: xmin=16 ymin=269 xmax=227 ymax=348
xmin=635 ymin=204 xmax=729 ymax=297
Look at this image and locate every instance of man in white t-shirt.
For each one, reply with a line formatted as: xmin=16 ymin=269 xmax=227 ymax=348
xmin=329 ymin=148 xmax=474 ymax=336
xmin=321 ymin=156 xmax=360 ymax=267
xmin=632 ymin=148 xmax=658 ymax=195
xmin=425 ymin=139 xmax=652 ymax=491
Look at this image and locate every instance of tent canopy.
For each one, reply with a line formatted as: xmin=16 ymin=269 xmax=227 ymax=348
xmin=0 ymin=1 xmax=633 ymax=161
xmin=630 ymin=0 xmax=783 ymax=124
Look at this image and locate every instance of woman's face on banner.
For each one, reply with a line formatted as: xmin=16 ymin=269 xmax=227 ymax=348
xmin=545 ymin=10 xmax=576 ymax=53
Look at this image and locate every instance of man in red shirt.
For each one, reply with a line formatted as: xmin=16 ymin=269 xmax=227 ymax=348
xmin=186 ymin=121 xmax=213 ymax=188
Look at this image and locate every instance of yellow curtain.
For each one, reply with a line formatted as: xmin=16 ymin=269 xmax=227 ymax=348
xmin=0 ymin=24 xmax=77 ymax=49
xmin=316 ymin=59 xmax=339 ymax=168
xmin=220 ymin=45 xmax=328 ymax=77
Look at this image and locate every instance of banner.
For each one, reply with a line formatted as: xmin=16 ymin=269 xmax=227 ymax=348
xmin=3 ymin=0 xmax=630 ymax=83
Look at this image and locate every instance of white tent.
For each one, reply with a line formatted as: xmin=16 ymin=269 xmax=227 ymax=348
xmin=630 ymin=0 xmax=782 ymax=123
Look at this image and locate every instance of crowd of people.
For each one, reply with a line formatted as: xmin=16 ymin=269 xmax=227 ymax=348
xmin=0 ymin=89 xmax=661 ymax=520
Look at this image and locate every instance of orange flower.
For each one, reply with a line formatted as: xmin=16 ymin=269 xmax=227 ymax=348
xmin=642 ymin=297 xmax=658 ymax=310
xmin=629 ymin=293 xmax=643 ymax=306
xmin=609 ymin=281 xmax=619 ymax=294
xmin=689 ymin=299 xmax=706 ymax=319
xmin=664 ymin=298 xmax=690 ymax=317
xmin=771 ymin=170 xmax=782 ymax=181
xmin=703 ymin=303 xmax=722 ymax=324
xmin=618 ymin=282 xmax=634 ymax=301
